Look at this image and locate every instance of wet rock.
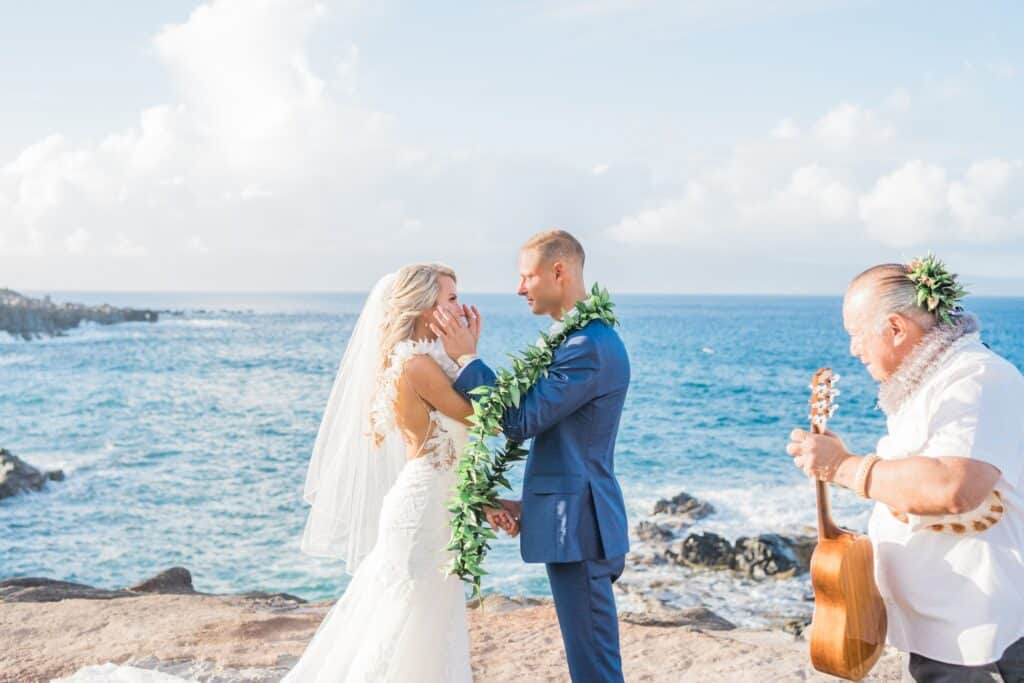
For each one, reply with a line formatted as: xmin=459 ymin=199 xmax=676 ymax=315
xmin=626 ymin=548 xmax=669 ymax=567
xmin=733 ymin=534 xmax=816 ymax=579
xmin=0 ymin=448 xmax=65 ymax=500
xmin=652 ymin=491 xmax=716 ymax=520
xmin=733 ymin=534 xmax=799 ymax=578
xmin=666 ymin=532 xmax=734 ymax=569
xmin=128 ymin=567 xmax=196 ymax=595
xmin=1 ymin=568 xmax=312 ymax=605
xmin=788 ymin=535 xmax=817 ymax=569
xmin=778 ymin=616 xmax=812 ymax=638
xmin=634 ymin=520 xmax=675 ymax=543
xmin=0 ymin=578 xmax=135 ymax=602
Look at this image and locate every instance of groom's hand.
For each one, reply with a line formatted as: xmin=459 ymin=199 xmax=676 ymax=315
xmin=430 ymin=305 xmax=481 ymax=362
xmin=498 ymin=499 xmax=521 ymax=538
xmin=484 ymin=505 xmax=515 ymax=535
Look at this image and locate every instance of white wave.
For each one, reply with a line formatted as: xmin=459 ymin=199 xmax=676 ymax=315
xmin=0 ymin=353 xmax=33 ymax=366
xmin=26 ymin=441 xmax=117 ymax=476
xmin=163 ymin=318 xmax=244 ymax=329
xmin=629 ymin=478 xmax=871 ymax=540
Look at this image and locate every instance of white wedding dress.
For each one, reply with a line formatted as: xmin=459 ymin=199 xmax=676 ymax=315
xmin=281 ymin=338 xmax=473 ymax=682
xmin=57 ymin=338 xmax=473 ymax=683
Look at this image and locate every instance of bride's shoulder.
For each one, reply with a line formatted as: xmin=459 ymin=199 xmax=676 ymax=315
xmin=400 ymin=354 xmax=444 ymax=386
xmin=389 ymin=338 xmax=459 ymax=382
xmin=388 ymin=338 xmax=434 ymax=367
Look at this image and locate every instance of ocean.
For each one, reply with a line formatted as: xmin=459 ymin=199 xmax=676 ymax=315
xmin=2 ymin=292 xmax=1022 ymax=627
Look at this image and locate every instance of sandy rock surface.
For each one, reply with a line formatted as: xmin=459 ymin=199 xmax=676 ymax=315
xmin=0 ymin=591 xmax=901 ymax=682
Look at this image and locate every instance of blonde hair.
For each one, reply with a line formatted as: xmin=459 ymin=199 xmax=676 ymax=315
xmin=378 ymin=262 xmax=457 ymax=374
xmin=521 ymin=229 xmax=585 ymax=268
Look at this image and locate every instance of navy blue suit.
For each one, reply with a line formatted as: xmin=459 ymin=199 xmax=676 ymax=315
xmin=454 ymin=318 xmax=631 ymax=682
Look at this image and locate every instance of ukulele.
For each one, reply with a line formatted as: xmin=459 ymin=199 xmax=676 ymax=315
xmin=807 ymin=368 xmax=887 ymax=681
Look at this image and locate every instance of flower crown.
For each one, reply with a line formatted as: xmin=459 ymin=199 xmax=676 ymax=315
xmin=906 ymin=253 xmax=968 ymax=324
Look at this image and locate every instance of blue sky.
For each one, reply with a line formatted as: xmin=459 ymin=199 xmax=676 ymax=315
xmin=1 ymin=1 xmax=1022 ymax=293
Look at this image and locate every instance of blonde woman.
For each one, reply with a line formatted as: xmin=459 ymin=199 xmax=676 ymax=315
xmin=287 ymin=263 xmax=491 ymax=681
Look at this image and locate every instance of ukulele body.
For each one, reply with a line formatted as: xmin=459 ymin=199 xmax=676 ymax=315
xmin=805 ymin=368 xmax=888 ymax=681
xmin=809 ymin=527 xmax=888 ymax=681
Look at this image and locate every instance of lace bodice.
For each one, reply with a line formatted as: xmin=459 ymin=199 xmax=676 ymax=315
xmin=371 ymin=338 xmax=466 ymax=472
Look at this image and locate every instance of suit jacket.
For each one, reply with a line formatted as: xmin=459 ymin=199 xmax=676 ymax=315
xmin=453 ymin=319 xmax=631 ymax=563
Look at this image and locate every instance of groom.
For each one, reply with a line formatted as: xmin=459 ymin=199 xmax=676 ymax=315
xmin=432 ymin=230 xmax=631 ymax=682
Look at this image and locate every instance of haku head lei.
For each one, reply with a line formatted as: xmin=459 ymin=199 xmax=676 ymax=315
xmin=906 ymin=253 xmax=968 ymax=325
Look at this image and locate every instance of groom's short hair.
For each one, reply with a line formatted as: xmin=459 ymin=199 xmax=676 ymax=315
xmin=522 ymin=230 xmax=585 ymax=268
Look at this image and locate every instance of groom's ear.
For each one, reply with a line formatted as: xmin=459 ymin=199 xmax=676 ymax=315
xmin=551 ymin=260 xmax=565 ymax=282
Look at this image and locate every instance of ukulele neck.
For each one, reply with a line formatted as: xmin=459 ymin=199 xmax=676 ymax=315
xmin=812 ymin=422 xmax=842 ymax=540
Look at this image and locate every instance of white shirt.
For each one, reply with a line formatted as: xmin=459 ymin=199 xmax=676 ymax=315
xmin=869 ymin=338 xmax=1024 ymax=665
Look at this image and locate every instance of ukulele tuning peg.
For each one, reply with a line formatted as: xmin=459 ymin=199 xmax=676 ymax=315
xmin=832 ymin=373 xmax=841 ymax=384
xmin=828 ymin=405 xmax=838 ymax=417
xmin=830 ymin=388 xmax=841 ymax=398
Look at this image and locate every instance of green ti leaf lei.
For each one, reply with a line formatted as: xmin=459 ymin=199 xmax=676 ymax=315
xmin=906 ymin=253 xmax=969 ymax=325
xmin=446 ymin=283 xmax=618 ymax=601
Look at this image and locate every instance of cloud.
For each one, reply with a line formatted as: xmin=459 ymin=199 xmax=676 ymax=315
xmin=0 ymin=0 xmax=427 ymax=277
xmin=861 ymin=159 xmax=1024 ymax=247
xmin=607 ymin=96 xmax=1024 ymax=251
xmin=859 ymin=161 xmax=948 ymax=246
xmin=812 ymin=102 xmax=894 ymax=148
xmin=771 ymin=118 xmax=800 ymax=140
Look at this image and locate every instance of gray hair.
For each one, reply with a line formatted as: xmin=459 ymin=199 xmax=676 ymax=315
xmin=849 ymin=263 xmax=939 ymax=332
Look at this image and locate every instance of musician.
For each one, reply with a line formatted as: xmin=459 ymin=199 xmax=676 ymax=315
xmin=787 ymin=255 xmax=1024 ymax=681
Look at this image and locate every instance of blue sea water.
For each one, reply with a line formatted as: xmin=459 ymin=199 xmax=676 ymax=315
xmin=2 ymin=293 xmax=1022 ymax=625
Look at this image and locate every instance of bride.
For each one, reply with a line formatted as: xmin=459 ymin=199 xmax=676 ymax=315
xmin=284 ymin=262 xmax=484 ymax=681
xmin=59 ymin=263 xmax=498 ymax=682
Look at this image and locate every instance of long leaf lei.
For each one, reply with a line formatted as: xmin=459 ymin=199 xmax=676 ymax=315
xmin=446 ymin=283 xmax=618 ymax=600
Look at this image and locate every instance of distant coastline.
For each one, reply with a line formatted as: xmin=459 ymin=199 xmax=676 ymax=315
xmin=0 ymin=289 xmax=160 ymax=340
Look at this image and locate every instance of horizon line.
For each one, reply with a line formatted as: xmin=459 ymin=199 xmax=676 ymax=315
xmin=13 ymin=288 xmax=1024 ymax=299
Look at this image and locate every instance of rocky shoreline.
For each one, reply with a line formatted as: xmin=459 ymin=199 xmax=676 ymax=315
xmin=0 ymin=567 xmax=901 ymax=682
xmin=0 ymin=288 xmax=159 ymax=340
xmin=619 ymin=490 xmax=821 ymax=634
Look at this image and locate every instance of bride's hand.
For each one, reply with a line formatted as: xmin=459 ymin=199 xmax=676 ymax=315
xmin=430 ymin=306 xmax=479 ymax=361
xmin=462 ymin=304 xmax=482 ymax=342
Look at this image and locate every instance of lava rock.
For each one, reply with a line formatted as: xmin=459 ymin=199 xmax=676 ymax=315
xmin=0 ymin=578 xmax=134 ymax=602
xmin=652 ymin=491 xmax=716 ymax=520
xmin=0 ymin=448 xmax=65 ymax=500
xmin=1 ymin=288 xmax=158 ymax=340
xmin=666 ymin=532 xmax=734 ymax=569
xmin=733 ymin=534 xmax=816 ymax=579
xmin=633 ymin=520 xmax=675 ymax=543
xmin=128 ymin=567 xmax=196 ymax=595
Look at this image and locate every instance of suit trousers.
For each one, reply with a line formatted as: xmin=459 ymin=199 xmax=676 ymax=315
xmin=546 ymin=554 xmax=627 ymax=683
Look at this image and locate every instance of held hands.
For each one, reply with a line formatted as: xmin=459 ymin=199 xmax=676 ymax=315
xmin=787 ymin=428 xmax=852 ymax=482
xmin=484 ymin=499 xmax=521 ymax=537
xmin=430 ymin=304 xmax=482 ymax=362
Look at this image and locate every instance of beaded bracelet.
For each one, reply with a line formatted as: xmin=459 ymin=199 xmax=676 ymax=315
xmin=855 ymin=454 xmax=881 ymax=499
